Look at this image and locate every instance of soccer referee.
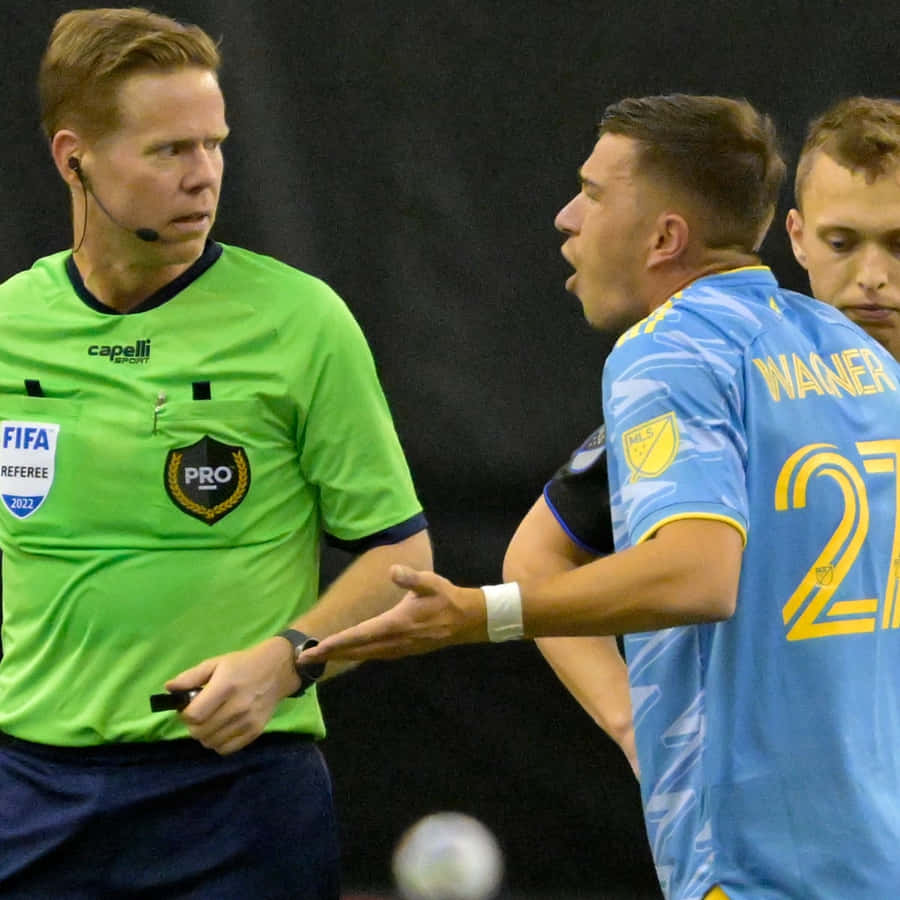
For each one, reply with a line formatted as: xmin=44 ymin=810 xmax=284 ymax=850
xmin=0 ymin=8 xmax=430 ymax=898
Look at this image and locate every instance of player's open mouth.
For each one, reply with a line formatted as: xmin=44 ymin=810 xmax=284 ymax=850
xmin=560 ymin=247 xmax=576 ymax=290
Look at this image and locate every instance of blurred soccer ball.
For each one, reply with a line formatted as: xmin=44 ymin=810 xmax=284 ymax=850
xmin=392 ymin=811 xmax=504 ymax=900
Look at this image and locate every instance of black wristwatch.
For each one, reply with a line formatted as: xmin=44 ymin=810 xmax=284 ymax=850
xmin=278 ymin=629 xmax=326 ymax=697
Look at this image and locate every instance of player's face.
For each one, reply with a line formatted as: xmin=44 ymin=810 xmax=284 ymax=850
xmin=82 ymin=67 xmax=228 ymax=261
xmin=787 ymin=151 xmax=900 ymax=360
xmin=555 ymin=134 xmax=658 ymax=332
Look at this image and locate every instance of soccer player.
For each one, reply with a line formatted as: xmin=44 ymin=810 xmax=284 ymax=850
xmin=787 ymin=96 xmax=900 ymax=359
xmin=502 ymin=94 xmax=900 ymax=778
xmin=0 ymin=8 xmax=430 ymax=898
xmin=304 ymin=94 xmax=900 ymax=899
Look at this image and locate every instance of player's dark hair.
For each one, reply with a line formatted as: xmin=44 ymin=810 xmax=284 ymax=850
xmin=599 ymin=94 xmax=786 ymax=252
xmin=795 ymin=96 xmax=900 ymax=205
xmin=39 ymin=7 xmax=221 ymax=141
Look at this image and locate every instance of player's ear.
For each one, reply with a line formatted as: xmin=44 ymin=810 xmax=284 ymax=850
xmin=647 ymin=211 xmax=689 ymax=268
xmin=785 ymin=208 xmax=808 ymax=269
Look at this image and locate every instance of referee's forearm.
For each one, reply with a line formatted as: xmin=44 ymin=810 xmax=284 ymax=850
xmin=291 ymin=529 xmax=433 ymax=642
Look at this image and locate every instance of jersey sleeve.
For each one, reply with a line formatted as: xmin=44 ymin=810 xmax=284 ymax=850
xmin=295 ymin=291 xmax=425 ymax=548
xmin=543 ymin=424 xmax=614 ymax=555
xmin=602 ymin=312 xmax=749 ymax=549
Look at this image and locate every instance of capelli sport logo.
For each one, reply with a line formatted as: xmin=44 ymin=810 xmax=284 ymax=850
xmin=88 ymin=339 xmax=152 ymax=365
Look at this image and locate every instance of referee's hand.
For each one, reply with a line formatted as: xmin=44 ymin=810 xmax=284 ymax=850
xmin=164 ymin=637 xmax=298 ymax=755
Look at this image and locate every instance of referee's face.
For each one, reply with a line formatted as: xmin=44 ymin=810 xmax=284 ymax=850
xmin=555 ymin=134 xmax=657 ymax=333
xmin=75 ymin=66 xmax=228 ymax=267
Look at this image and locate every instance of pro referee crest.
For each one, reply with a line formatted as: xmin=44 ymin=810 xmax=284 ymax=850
xmin=164 ymin=435 xmax=251 ymax=525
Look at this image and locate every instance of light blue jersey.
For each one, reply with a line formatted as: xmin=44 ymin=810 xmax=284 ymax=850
xmin=604 ymin=267 xmax=900 ymax=900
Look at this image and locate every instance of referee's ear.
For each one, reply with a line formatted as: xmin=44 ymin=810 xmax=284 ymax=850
xmin=50 ymin=129 xmax=83 ymax=187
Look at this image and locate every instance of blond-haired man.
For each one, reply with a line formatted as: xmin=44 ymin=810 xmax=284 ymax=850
xmin=0 ymin=9 xmax=430 ymax=897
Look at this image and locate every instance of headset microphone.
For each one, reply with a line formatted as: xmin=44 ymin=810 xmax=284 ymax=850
xmin=68 ymin=157 xmax=160 ymax=242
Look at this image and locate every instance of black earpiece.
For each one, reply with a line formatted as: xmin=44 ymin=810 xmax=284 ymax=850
xmin=67 ymin=155 xmax=159 ymax=242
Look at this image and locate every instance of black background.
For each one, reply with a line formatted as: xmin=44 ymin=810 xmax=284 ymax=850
xmin=3 ymin=1 xmax=898 ymax=896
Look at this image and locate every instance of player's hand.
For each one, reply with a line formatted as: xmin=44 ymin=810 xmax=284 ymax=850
xmin=164 ymin=637 xmax=296 ymax=756
xmin=300 ymin=565 xmax=488 ymax=663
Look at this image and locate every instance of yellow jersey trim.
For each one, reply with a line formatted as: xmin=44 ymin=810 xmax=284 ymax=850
xmin=716 ymin=264 xmax=770 ymax=275
xmin=634 ymin=512 xmax=748 ymax=548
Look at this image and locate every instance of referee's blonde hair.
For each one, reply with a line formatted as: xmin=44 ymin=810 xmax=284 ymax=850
xmin=39 ymin=7 xmax=221 ymax=142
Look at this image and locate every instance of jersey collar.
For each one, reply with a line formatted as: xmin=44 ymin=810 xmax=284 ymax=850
xmin=692 ymin=265 xmax=777 ymax=289
xmin=65 ymin=240 xmax=223 ymax=315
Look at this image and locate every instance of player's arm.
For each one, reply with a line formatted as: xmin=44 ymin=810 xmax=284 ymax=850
xmin=519 ymin=517 xmax=740 ymax=632
xmin=304 ymin=332 xmax=744 ymax=657
xmin=302 ymin=517 xmax=742 ymax=661
xmin=503 ymin=496 xmax=638 ymax=776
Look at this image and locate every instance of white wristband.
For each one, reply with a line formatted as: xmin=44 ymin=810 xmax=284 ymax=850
xmin=482 ymin=582 xmax=524 ymax=642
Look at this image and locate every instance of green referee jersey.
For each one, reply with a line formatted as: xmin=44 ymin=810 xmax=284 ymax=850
xmin=0 ymin=242 xmax=425 ymax=745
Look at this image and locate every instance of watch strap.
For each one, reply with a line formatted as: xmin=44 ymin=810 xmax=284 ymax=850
xmin=278 ymin=628 xmax=325 ymax=697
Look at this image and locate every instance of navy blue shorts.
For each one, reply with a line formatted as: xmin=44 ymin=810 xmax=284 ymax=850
xmin=0 ymin=731 xmax=340 ymax=899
